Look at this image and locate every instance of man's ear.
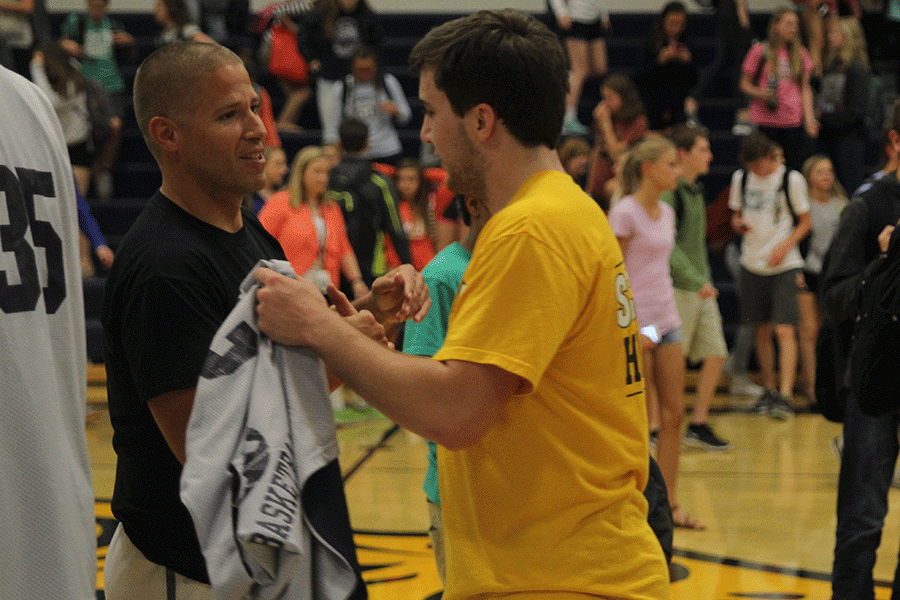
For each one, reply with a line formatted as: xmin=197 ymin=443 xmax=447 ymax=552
xmin=468 ymin=103 xmax=498 ymax=143
xmin=148 ymin=116 xmax=179 ymax=154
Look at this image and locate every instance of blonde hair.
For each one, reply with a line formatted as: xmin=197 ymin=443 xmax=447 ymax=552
xmin=558 ymin=137 xmax=591 ymax=169
xmin=765 ymin=8 xmax=805 ymax=83
xmin=802 ymin=154 xmax=848 ymax=203
xmin=286 ymin=146 xmax=329 ymax=210
xmin=619 ymin=137 xmax=676 ymax=197
xmin=824 ymin=15 xmax=870 ymax=72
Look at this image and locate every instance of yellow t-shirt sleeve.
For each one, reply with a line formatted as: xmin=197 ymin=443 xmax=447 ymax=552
xmin=433 ymin=228 xmax=583 ymax=395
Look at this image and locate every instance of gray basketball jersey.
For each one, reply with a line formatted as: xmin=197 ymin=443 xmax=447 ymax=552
xmin=0 ymin=66 xmax=96 ymax=599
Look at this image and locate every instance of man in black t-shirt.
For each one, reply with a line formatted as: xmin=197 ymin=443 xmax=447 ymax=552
xmin=102 ymin=41 xmax=428 ymax=599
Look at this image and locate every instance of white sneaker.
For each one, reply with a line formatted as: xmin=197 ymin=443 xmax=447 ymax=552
xmin=730 ymin=374 xmax=765 ymax=397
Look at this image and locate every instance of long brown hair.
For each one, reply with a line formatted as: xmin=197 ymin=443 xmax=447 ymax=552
xmin=394 ymin=158 xmax=437 ymax=244
xmin=602 ymin=73 xmax=645 ymax=124
xmin=765 ymin=8 xmax=806 ymax=83
xmin=40 ymin=42 xmax=84 ymax=98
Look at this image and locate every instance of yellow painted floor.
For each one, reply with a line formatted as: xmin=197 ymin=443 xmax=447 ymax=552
xmin=85 ymin=381 xmax=900 ymax=599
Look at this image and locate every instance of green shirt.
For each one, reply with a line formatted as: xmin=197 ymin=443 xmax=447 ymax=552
xmin=62 ymin=14 xmax=125 ymax=94
xmin=401 ymin=242 xmax=471 ymax=505
xmin=661 ymin=179 xmax=712 ymax=292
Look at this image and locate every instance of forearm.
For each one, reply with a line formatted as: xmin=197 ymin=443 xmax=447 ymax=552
xmin=308 ymin=309 xmax=499 ymax=449
xmin=802 ymin=82 xmax=817 ymax=126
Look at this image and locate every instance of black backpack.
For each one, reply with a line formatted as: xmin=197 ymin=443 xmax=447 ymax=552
xmin=848 ymin=226 xmax=900 ymax=416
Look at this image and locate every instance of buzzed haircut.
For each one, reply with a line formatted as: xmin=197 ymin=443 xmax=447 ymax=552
xmin=133 ymin=41 xmax=242 ymax=161
xmin=668 ymin=122 xmax=709 ymax=152
xmin=409 ymin=9 xmax=568 ymax=149
xmin=339 ymin=117 xmax=368 ymax=153
xmin=739 ymin=131 xmax=776 ymax=166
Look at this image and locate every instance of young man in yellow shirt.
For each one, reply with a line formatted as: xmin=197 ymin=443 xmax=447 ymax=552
xmin=255 ymin=9 xmax=670 ymax=600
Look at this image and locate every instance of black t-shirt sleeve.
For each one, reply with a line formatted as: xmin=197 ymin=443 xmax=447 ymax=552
xmin=122 ymin=274 xmax=224 ymax=403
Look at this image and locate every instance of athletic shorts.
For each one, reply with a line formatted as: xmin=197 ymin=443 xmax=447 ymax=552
xmin=738 ymin=266 xmax=800 ymax=325
xmin=674 ymin=288 xmax=728 ymax=363
xmin=564 ymin=20 xmax=608 ymax=41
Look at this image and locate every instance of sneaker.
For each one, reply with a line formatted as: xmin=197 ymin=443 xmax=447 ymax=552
xmin=562 ymin=119 xmax=590 ymax=136
xmin=684 ymin=423 xmax=732 ymax=451
xmin=749 ymin=389 xmax=775 ymax=415
xmin=768 ymin=392 xmax=795 ymax=420
xmin=95 ymin=170 xmax=113 ymax=202
xmin=731 ymin=373 xmax=765 ymax=397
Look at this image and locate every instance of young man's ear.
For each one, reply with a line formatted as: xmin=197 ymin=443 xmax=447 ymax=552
xmin=148 ymin=116 xmax=179 ymax=154
xmin=468 ymin=104 xmax=497 ymax=142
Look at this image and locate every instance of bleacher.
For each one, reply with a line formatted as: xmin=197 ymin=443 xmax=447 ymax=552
xmin=59 ymin=9 xmax=885 ymax=363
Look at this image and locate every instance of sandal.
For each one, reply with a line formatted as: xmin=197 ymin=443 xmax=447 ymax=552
xmin=670 ymin=504 xmax=706 ymax=530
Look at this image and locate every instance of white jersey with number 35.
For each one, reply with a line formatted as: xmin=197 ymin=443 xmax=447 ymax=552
xmin=0 ymin=65 xmax=96 ymax=600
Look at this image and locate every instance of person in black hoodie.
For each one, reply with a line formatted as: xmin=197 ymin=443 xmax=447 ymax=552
xmin=822 ymin=98 xmax=900 ymax=600
xmin=329 ymin=117 xmax=410 ymax=294
xmin=298 ymin=0 xmax=382 ymax=135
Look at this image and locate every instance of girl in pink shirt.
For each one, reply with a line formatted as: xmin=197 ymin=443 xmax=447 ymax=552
xmin=740 ymin=8 xmax=817 ymax=172
xmin=609 ymin=137 xmax=704 ymax=530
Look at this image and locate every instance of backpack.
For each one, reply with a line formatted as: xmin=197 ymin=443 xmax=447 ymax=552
xmin=83 ymin=77 xmax=113 ymax=152
xmin=848 ymin=226 xmax=900 ymax=416
xmin=739 ymin=167 xmax=810 ymax=257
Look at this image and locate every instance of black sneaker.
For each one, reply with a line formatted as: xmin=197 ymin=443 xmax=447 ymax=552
xmin=749 ymin=389 xmax=775 ymax=415
xmin=684 ymin=423 xmax=732 ymax=451
xmin=768 ymin=392 xmax=794 ymax=420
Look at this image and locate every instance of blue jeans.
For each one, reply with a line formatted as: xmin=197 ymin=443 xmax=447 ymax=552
xmin=832 ymin=392 xmax=900 ymax=600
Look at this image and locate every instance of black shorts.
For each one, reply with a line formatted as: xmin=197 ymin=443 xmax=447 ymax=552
xmin=68 ymin=139 xmax=92 ymax=168
xmin=564 ymin=20 xmax=608 ymax=41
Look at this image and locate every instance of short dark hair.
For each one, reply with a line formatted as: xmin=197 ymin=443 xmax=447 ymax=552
xmin=409 ymin=9 xmax=568 ymax=149
xmin=668 ymin=122 xmax=709 ymax=152
xmin=739 ymin=132 xmax=776 ymax=165
xmin=339 ymin=117 xmax=368 ymax=153
xmin=134 ymin=41 xmax=241 ymax=161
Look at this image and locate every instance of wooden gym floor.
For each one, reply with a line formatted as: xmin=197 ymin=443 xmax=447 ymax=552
xmin=84 ymin=367 xmax=900 ymax=599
